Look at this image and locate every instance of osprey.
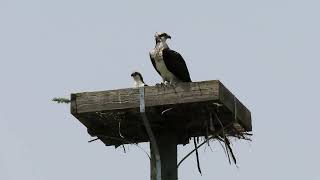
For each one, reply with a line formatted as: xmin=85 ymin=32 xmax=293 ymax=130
xmin=131 ymin=71 xmax=148 ymax=87
xmin=150 ymin=33 xmax=200 ymax=174
xmin=149 ymin=32 xmax=191 ymax=85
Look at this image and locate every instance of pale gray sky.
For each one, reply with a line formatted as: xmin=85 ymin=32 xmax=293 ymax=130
xmin=1 ymin=0 xmax=320 ymax=179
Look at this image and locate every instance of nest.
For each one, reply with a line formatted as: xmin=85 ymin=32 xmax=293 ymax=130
xmin=87 ymin=104 xmax=252 ymax=173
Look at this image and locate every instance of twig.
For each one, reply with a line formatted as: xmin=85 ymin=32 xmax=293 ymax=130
xmin=217 ymin=137 xmax=228 ymax=157
xmin=207 ymin=141 xmax=214 ymax=152
xmin=52 ymin=97 xmax=71 ymax=104
xmin=177 ymin=123 xmax=233 ymax=168
xmin=225 ymin=139 xmax=231 ymax=164
xmin=209 ymin=112 xmax=215 ymax=132
xmin=94 ymin=134 xmax=151 ymax=160
xmin=161 ymin=107 xmax=174 ymax=115
xmin=88 ymin=137 xmax=99 ymax=143
xmin=213 ymin=111 xmax=232 ymax=163
xmin=118 ymin=120 xmax=125 ymax=138
xmin=224 ymin=137 xmax=237 ymax=164
xmin=193 ymin=138 xmax=202 ymax=175
xmin=122 ymin=145 xmax=126 ymax=153
xmin=214 ymin=112 xmax=237 ymax=165
xmin=244 ymin=132 xmax=253 ymax=136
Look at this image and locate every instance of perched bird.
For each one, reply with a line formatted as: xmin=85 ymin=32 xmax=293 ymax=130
xmin=131 ymin=71 xmax=148 ymax=87
xmin=150 ymin=32 xmax=200 ymax=174
xmin=149 ymin=32 xmax=191 ymax=85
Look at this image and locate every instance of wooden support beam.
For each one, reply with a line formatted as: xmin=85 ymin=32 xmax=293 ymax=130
xmin=151 ymin=131 xmax=177 ymax=180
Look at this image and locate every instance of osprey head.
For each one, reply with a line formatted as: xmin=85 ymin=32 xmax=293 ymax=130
xmin=155 ymin=32 xmax=171 ymax=43
xmin=131 ymin=71 xmax=147 ymax=87
xmin=131 ymin=71 xmax=144 ymax=82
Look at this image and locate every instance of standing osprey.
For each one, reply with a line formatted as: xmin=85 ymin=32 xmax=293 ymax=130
xmin=150 ymin=33 xmax=201 ymax=174
xmin=149 ymin=32 xmax=191 ymax=85
xmin=131 ymin=71 xmax=148 ymax=87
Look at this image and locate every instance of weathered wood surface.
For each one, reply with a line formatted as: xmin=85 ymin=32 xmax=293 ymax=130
xmin=71 ymin=80 xmax=251 ymax=146
xmin=72 ymin=80 xmax=220 ymax=113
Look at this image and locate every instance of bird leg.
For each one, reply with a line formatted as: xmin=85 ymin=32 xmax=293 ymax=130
xmin=167 ymin=81 xmax=178 ymax=93
xmin=155 ymin=81 xmax=166 ymax=87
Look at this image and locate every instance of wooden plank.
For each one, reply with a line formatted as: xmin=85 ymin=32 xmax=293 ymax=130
xmin=218 ymin=82 xmax=252 ymax=131
xmin=72 ymin=80 xmax=220 ymax=114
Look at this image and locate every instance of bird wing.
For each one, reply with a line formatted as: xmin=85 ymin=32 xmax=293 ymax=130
xmin=162 ymin=49 xmax=192 ymax=82
xmin=149 ymin=53 xmax=162 ymax=77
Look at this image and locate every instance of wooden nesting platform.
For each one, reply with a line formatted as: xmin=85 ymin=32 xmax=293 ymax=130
xmin=70 ymin=80 xmax=251 ymax=147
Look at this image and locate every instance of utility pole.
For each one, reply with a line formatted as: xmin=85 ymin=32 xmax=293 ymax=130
xmin=150 ymin=131 xmax=177 ymax=180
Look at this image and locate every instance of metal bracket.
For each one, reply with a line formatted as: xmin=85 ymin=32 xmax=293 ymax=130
xmin=139 ymin=87 xmax=161 ymax=180
xmin=139 ymin=87 xmax=146 ymax=112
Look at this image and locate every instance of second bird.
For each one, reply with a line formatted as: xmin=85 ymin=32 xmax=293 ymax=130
xmin=149 ymin=32 xmax=191 ymax=85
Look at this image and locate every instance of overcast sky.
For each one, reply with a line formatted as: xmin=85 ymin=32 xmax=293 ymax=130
xmin=1 ymin=0 xmax=320 ymax=179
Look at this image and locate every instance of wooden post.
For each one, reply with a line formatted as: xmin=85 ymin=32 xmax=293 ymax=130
xmin=151 ymin=131 xmax=177 ymax=180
